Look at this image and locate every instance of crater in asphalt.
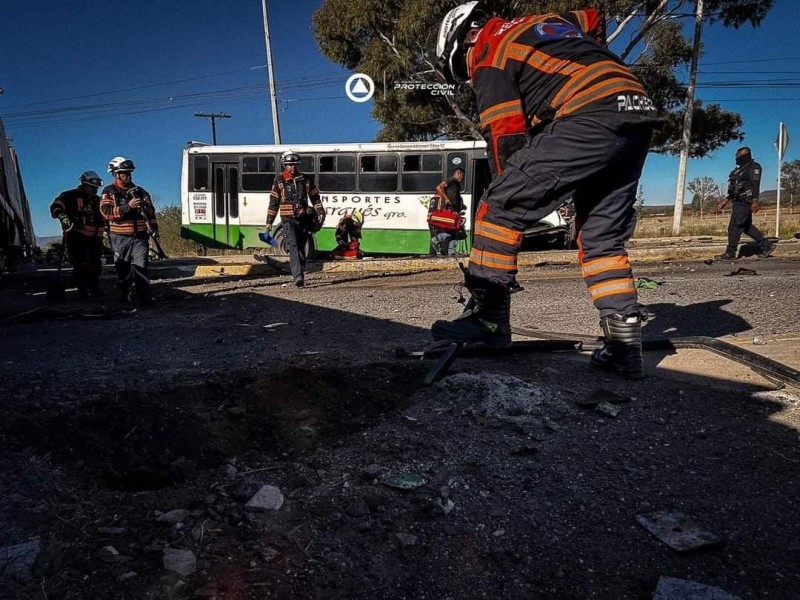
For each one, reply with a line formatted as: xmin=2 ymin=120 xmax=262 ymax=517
xmin=1 ymin=364 xmax=425 ymax=492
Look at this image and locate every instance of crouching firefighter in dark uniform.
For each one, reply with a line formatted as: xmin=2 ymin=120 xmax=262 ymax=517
xmin=100 ymin=156 xmax=158 ymax=307
xmin=266 ymin=151 xmax=326 ymax=287
xmin=715 ymin=147 xmax=775 ymax=260
xmin=433 ymin=3 xmax=659 ymax=379
xmin=50 ymin=171 xmax=106 ymax=298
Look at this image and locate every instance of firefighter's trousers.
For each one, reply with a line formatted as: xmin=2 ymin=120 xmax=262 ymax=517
xmin=469 ymin=115 xmax=653 ymax=317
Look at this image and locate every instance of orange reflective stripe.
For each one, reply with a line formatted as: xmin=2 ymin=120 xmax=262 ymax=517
xmin=491 ymin=19 xmax=540 ymax=68
xmin=522 ymin=46 xmax=582 ymax=77
xmin=580 ymin=255 xmax=630 ymax=277
xmin=551 ymin=61 xmax=631 ymax=107
xmin=479 ymin=100 xmax=524 ymax=129
xmin=470 ymin=249 xmax=517 ymax=270
xmin=588 ymin=278 xmax=636 ymax=300
xmin=475 ymin=220 xmax=523 ymax=246
xmin=557 ymin=78 xmax=647 ymax=118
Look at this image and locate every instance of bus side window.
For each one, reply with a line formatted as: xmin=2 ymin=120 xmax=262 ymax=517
xmin=402 ymin=153 xmax=442 ymax=192
xmin=318 ymin=154 xmax=355 ymax=191
xmin=360 ymin=154 xmax=397 ymax=192
xmin=300 ymin=155 xmax=315 ymax=175
xmin=242 ymin=155 xmax=276 ymax=191
xmin=191 ymin=155 xmax=209 ymax=191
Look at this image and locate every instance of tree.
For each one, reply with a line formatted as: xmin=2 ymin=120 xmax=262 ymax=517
xmin=636 ymin=185 xmax=646 ymax=220
xmin=313 ymin=0 xmax=773 ymax=155
xmin=781 ymin=159 xmax=800 ymax=214
xmin=687 ymin=176 xmax=721 ymax=218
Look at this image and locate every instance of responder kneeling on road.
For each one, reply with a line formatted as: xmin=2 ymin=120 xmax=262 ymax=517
xmin=50 ymin=171 xmax=107 ymax=298
xmin=100 ymin=156 xmax=158 ymax=307
xmin=266 ymin=151 xmax=326 ymax=287
xmin=715 ymin=146 xmax=775 ymax=260
xmin=331 ymin=209 xmax=364 ymax=259
xmin=431 ymin=3 xmax=659 ymax=379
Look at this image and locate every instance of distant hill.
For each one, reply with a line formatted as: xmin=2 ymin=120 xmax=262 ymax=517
xmin=37 ymin=235 xmax=62 ymax=247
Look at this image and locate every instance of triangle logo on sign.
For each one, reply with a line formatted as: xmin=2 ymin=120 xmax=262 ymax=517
xmin=351 ymin=78 xmax=370 ymax=95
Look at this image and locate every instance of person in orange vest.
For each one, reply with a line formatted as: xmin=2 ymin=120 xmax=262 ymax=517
xmin=99 ymin=157 xmax=158 ymax=306
xmin=266 ymin=151 xmax=326 ymax=286
xmin=50 ymin=171 xmax=106 ymax=298
xmin=432 ymin=3 xmax=658 ymax=379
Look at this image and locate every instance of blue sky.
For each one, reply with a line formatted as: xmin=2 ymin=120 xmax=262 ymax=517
xmin=1 ymin=0 xmax=797 ymax=238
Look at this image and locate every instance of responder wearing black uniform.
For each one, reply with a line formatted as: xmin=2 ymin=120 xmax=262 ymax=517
xmin=429 ymin=168 xmax=466 ymax=255
xmin=715 ymin=147 xmax=775 ymax=260
xmin=266 ymin=151 xmax=325 ymax=287
xmin=50 ymin=171 xmax=106 ymax=298
xmin=433 ymin=3 xmax=658 ymax=379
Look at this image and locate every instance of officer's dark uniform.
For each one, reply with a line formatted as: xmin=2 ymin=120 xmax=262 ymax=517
xmin=100 ymin=181 xmax=158 ymax=304
xmin=267 ymin=171 xmax=325 ymax=286
xmin=50 ymin=187 xmax=105 ymax=297
xmin=722 ymin=154 xmax=770 ymax=257
xmin=465 ymin=9 xmax=658 ymax=317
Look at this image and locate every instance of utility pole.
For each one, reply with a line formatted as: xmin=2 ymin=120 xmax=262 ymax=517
xmin=194 ymin=112 xmax=230 ymax=145
xmin=261 ymin=0 xmax=282 ymax=144
xmin=672 ymin=0 xmax=704 ymax=235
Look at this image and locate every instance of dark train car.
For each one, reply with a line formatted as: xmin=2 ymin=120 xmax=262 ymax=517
xmin=0 ymin=116 xmax=35 ymax=274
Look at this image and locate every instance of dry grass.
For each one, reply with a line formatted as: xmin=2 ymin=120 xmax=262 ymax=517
xmin=635 ymin=209 xmax=800 ymax=239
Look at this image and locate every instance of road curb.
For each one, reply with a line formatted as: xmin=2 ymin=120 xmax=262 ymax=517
xmin=149 ymin=240 xmax=798 ymax=280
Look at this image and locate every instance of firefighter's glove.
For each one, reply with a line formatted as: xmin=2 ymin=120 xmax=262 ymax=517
xmin=58 ymin=215 xmax=72 ymax=230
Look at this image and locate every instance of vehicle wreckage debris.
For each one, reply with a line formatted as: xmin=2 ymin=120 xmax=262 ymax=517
xmin=653 ymin=576 xmax=741 ymax=600
xmin=725 ymin=267 xmax=758 ymax=276
xmin=414 ymin=332 xmax=800 ymax=390
xmin=636 ymin=510 xmax=722 ymax=552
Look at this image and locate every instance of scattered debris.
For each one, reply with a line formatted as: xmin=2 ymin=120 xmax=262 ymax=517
xmin=0 ymin=538 xmax=40 ymax=577
xmin=752 ymin=337 xmax=767 ymax=345
xmin=594 ymin=401 xmax=622 ymax=418
xmin=577 ymin=388 xmax=631 ymax=409
xmin=263 ymin=322 xmax=289 ymax=330
xmin=636 ymin=511 xmax=722 ymax=552
xmin=653 ymin=576 xmax=740 ymax=599
xmin=635 ymin=277 xmax=662 ymax=289
xmin=244 ymin=485 xmax=284 ymax=512
xmin=725 ymin=267 xmax=758 ymax=277
xmin=162 ymin=547 xmax=197 ymax=577
xmin=382 ymin=473 xmax=426 ymax=491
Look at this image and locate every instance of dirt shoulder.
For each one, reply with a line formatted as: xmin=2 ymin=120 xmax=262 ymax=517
xmin=1 ymin=258 xmax=798 ymax=599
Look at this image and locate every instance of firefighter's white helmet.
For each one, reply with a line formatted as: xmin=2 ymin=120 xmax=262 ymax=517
xmin=108 ymin=156 xmax=135 ymax=174
xmin=435 ymin=2 xmax=489 ymax=84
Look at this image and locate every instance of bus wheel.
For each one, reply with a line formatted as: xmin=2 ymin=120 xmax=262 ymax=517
xmin=272 ymin=226 xmax=317 ymax=259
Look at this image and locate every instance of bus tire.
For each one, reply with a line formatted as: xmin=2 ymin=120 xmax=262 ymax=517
xmin=272 ymin=226 xmax=317 ymax=259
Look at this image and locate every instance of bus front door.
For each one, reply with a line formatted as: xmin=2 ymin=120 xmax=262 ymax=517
xmin=212 ymin=163 xmax=242 ymax=249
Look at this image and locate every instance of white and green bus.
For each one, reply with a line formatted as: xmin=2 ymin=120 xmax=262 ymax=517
xmin=180 ymin=140 xmax=568 ymax=256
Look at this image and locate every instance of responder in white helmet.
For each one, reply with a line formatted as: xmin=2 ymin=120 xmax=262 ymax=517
xmin=99 ymin=156 xmax=159 ymax=306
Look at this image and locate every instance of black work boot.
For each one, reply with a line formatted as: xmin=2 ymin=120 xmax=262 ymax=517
xmin=431 ymin=273 xmax=511 ymax=347
xmin=758 ymin=241 xmax=776 ymax=258
xmin=591 ymin=311 xmax=647 ymax=380
xmin=714 ymin=251 xmax=737 ymax=260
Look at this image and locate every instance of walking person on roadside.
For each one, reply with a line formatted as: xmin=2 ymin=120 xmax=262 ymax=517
xmin=431 ymin=2 xmax=659 ymax=379
xmin=715 ymin=146 xmax=775 ymax=260
xmin=266 ymin=151 xmax=326 ymax=287
xmin=50 ymin=171 xmax=107 ymax=298
xmin=429 ymin=167 xmax=466 ymax=256
xmin=99 ymin=156 xmax=158 ymax=307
